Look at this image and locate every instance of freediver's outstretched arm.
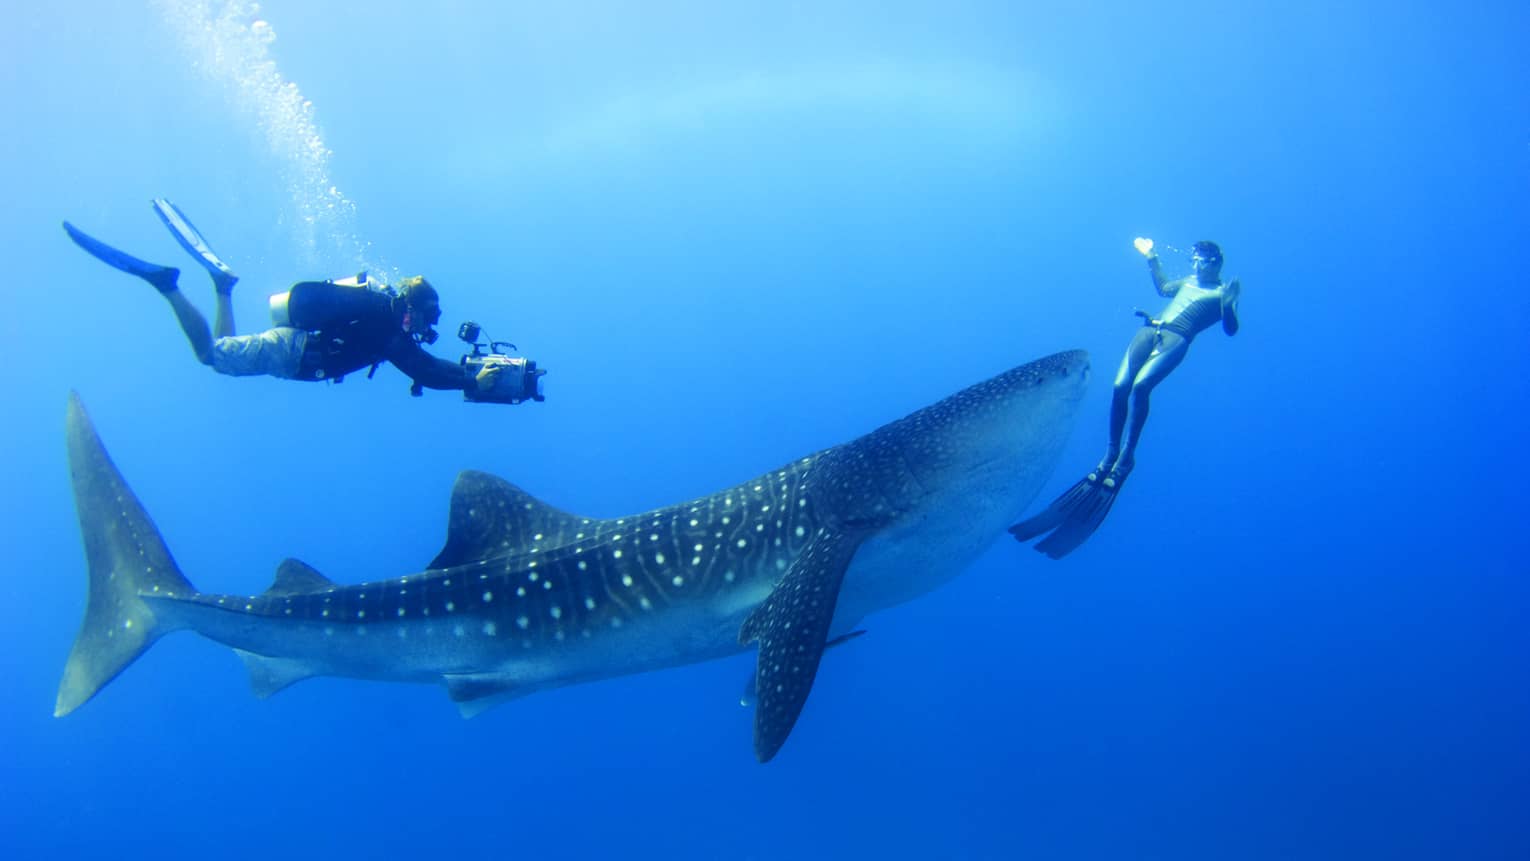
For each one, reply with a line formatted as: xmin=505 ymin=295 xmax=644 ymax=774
xmin=1134 ymin=237 xmax=1179 ymax=298
xmin=1222 ymin=278 xmax=1241 ymax=335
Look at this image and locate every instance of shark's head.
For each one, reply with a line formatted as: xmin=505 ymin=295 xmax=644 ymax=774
xmin=814 ymin=348 xmax=1092 ymax=651
xmin=919 ymin=348 xmax=1092 ymax=508
xmin=816 ymin=349 xmax=1091 ymax=529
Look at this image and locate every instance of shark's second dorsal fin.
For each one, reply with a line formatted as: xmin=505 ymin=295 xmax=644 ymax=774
xmin=428 ymin=470 xmax=590 ymax=570
xmin=263 ymin=558 xmax=335 ymax=597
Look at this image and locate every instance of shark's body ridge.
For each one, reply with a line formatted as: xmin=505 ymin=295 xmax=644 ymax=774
xmin=57 ymin=350 xmax=1089 ymax=761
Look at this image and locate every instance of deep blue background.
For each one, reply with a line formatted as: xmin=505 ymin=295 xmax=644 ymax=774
xmin=3 ymin=2 xmax=1527 ymax=858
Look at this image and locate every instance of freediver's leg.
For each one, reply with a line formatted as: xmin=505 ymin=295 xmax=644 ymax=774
xmin=1011 ymin=332 xmax=1185 ymax=559
xmin=1102 ymin=329 xmax=1157 ymax=475
xmin=1112 ymin=333 xmax=1189 ymax=480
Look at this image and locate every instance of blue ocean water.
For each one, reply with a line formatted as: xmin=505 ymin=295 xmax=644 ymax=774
xmin=3 ymin=1 xmax=1527 ymax=858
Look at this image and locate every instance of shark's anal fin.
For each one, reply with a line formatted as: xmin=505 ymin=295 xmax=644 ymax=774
xmin=738 ymin=527 xmax=866 ymax=763
xmin=234 ymin=649 xmax=319 ymax=698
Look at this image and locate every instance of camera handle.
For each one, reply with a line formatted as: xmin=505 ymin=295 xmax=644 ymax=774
xmin=458 ymin=320 xmax=518 ymax=356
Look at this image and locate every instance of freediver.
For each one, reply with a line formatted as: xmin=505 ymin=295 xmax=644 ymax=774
xmin=1009 ymin=237 xmax=1241 ymax=558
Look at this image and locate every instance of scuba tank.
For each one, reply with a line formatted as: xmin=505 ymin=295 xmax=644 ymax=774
xmin=269 ymin=272 xmax=394 ymax=328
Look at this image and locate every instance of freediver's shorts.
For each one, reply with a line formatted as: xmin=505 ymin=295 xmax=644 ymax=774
xmin=209 ymin=327 xmax=308 ymax=378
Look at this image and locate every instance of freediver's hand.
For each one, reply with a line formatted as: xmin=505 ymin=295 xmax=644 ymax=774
xmin=1225 ymin=278 xmax=1242 ymax=303
xmin=474 ymin=363 xmax=504 ymax=391
xmin=1133 ymin=237 xmax=1154 ymax=256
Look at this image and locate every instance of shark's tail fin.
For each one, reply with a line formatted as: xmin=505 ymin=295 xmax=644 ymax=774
xmin=55 ymin=393 xmax=196 ymax=717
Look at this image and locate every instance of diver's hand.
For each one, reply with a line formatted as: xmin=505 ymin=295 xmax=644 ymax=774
xmin=1224 ymin=278 xmax=1242 ymax=303
xmin=1133 ymin=237 xmax=1154 ymax=256
xmin=474 ymin=364 xmax=504 ymax=391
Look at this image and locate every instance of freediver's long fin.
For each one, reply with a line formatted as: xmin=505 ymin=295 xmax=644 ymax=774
xmin=1032 ymin=482 xmax=1120 ymax=559
xmin=1008 ymin=476 xmax=1096 ymax=542
xmin=151 ymin=199 xmax=238 ymax=294
xmin=62 ymin=221 xmax=181 ymax=294
xmin=1037 ymin=472 xmax=1126 ymax=559
xmin=1010 ymin=472 xmax=1125 ymax=559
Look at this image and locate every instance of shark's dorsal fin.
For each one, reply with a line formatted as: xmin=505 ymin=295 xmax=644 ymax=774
xmin=429 ymin=471 xmax=590 ymax=570
xmin=263 ymin=558 xmax=335 ymax=597
xmin=738 ymin=526 xmax=867 ymax=763
xmin=234 ymin=649 xmax=319 ymax=698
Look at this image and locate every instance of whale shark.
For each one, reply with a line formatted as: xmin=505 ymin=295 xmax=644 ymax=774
xmin=55 ymin=349 xmax=1089 ymax=761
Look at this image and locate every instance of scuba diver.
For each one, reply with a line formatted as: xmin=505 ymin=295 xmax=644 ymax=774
xmin=62 ymin=199 xmax=502 ymax=396
xmin=1010 ymin=238 xmax=1241 ymax=559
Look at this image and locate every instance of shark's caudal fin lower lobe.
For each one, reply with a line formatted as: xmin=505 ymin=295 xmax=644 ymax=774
xmin=55 ymin=393 xmax=196 ymax=717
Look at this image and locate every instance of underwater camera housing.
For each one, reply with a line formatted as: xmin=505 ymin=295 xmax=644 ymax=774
xmin=458 ymin=321 xmax=546 ymax=405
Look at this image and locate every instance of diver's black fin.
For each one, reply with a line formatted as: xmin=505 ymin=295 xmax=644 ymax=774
xmin=1009 ymin=472 xmax=1126 ymax=559
xmin=151 ymin=199 xmax=238 ymax=294
xmin=62 ymin=221 xmax=180 ymax=294
xmin=1008 ymin=476 xmax=1097 ymax=542
xmin=1030 ymin=475 xmax=1125 ymax=559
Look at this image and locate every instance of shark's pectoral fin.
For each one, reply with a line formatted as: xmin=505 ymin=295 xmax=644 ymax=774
xmin=739 ymin=629 xmax=867 ymax=709
xmin=442 ymin=673 xmax=523 ymax=718
xmin=234 ymin=649 xmax=320 ymax=699
xmin=738 ymin=527 xmax=867 ymax=763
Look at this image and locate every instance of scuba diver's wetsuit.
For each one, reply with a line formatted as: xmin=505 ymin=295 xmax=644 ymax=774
xmin=280 ymin=281 xmax=466 ymax=388
xmin=210 ymin=280 xmax=469 ymax=391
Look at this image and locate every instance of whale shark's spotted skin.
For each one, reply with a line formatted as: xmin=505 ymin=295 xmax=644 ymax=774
xmin=56 ymin=350 xmax=1089 ymax=761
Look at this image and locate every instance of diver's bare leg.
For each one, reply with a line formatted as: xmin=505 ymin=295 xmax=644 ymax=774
xmin=213 ymin=291 xmax=235 ymax=339
xmin=1113 ymin=334 xmax=1189 ymax=478
xmin=164 ymin=290 xmax=215 ymax=365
